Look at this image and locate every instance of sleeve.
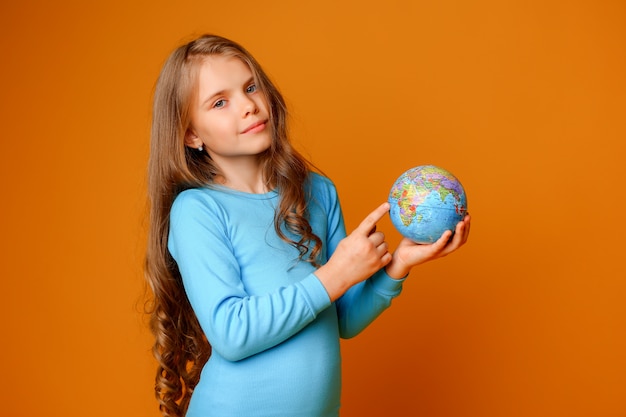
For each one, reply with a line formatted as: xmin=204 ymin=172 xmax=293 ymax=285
xmin=168 ymin=191 xmax=332 ymax=362
xmin=315 ymin=176 xmax=405 ymax=339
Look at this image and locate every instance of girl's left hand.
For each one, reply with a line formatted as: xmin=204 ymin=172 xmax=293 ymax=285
xmin=385 ymin=214 xmax=471 ymax=279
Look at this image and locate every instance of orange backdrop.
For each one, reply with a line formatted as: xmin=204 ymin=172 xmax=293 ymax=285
xmin=1 ymin=1 xmax=625 ymax=416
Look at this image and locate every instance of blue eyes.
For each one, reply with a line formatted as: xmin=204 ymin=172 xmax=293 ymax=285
xmin=212 ymin=84 xmax=257 ymax=109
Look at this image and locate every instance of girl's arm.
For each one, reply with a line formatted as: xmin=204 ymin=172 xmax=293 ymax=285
xmin=314 ymin=202 xmax=406 ymax=338
xmin=314 ymin=202 xmax=393 ymax=302
xmin=169 ymin=191 xmax=332 ymax=362
xmin=334 ymin=212 xmax=470 ymax=339
xmin=314 ymin=178 xmax=470 ymax=338
xmin=308 ymin=178 xmax=405 ymax=338
xmin=385 ymin=214 xmax=471 ymax=279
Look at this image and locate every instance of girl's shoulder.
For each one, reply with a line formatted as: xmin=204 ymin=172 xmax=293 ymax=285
xmin=172 ymin=186 xmax=216 ymax=205
xmin=171 ymin=186 xmax=236 ymax=216
xmin=170 ymin=187 xmax=218 ymax=219
xmin=307 ymin=171 xmax=336 ymax=193
xmin=307 ymin=172 xmax=340 ymax=206
xmin=174 ymin=185 xmax=277 ymax=206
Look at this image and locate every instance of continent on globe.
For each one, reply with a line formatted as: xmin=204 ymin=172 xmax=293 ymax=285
xmin=388 ymin=165 xmax=467 ymax=244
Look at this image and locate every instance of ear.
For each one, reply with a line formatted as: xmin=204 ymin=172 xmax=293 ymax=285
xmin=184 ymin=129 xmax=202 ymax=149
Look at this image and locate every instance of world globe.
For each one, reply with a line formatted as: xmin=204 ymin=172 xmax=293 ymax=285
xmin=388 ymin=165 xmax=468 ymax=244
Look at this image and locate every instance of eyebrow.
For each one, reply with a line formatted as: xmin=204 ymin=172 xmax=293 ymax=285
xmin=200 ymin=76 xmax=256 ymax=108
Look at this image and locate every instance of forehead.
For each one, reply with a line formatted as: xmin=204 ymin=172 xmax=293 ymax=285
xmin=195 ymin=55 xmax=253 ymax=91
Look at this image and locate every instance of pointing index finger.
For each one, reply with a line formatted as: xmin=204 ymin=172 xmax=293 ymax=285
xmin=356 ymin=202 xmax=390 ymax=235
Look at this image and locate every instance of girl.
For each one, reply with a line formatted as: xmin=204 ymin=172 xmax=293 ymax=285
xmin=145 ymin=34 xmax=470 ymax=417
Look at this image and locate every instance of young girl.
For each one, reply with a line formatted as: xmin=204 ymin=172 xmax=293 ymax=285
xmin=145 ymin=34 xmax=470 ymax=417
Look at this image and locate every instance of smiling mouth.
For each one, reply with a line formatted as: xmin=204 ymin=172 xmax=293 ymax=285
xmin=242 ymin=120 xmax=267 ymax=134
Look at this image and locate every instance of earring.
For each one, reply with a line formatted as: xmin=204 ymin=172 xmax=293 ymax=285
xmin=198 ymin=145 xmax=203 ymax=152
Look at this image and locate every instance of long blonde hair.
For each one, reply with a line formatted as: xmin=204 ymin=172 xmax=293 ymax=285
xmin=145 ymin=34 xmax=322 ymax=416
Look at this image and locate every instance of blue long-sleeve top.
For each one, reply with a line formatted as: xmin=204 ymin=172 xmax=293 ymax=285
xmin=168 ymin=173 xmax=404 ymax=417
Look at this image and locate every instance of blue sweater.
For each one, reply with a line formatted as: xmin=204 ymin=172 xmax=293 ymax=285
xmin=168 ymin=173 xmax=404 ymax=417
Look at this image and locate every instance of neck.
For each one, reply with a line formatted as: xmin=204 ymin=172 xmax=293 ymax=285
xmin=213 ymin=156 xmax=269 ymax=194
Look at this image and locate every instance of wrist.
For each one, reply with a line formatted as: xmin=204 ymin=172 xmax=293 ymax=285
xmin=314 ymin=263 xmax=350 ymax=302
xmin=385 ymin=255 xmax=411 ymax=279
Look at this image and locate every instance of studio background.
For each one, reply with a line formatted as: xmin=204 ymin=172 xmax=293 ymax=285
xmin=1 ymin=1 xmax=625 ymax=416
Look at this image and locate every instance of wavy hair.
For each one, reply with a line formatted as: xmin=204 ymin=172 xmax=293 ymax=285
xmin=145 ymin=34 xmax=322 ymax=416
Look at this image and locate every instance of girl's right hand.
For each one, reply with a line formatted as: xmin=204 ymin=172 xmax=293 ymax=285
xmin=315 ymin=202 xmax=392 ymax=302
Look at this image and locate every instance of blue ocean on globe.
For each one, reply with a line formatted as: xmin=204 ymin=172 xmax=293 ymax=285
xmin=388 ymin=165 xmax=468 ymax=244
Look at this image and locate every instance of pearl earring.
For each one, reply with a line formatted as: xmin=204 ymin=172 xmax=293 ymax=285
xmin=198 ymin=145 xmax=203 ymax=152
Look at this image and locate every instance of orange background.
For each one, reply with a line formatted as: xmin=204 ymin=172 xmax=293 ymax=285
xmin=1 ymin=1 xmax=625 ymax=416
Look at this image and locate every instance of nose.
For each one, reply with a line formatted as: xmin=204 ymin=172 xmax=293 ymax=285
xmin=242 ymin=95 xmax=258 ymax=117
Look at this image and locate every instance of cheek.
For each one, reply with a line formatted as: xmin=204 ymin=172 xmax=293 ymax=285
xmin=257 ymin=95 xmax=270 ymax=112
xmin=197 ymin=116 xmax=230 ymax=139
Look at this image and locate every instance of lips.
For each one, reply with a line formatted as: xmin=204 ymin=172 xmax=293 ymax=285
xmin=242 ymin=120 xmax=267 ymax=134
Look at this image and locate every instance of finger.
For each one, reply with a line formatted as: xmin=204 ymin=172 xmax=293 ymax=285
xmin=355 ymin=202 xmax=390 ymax=236
xmin=454 ymin=215 xmax=470 ymax=245
xmin=419 ymin=229 xmax=450 ymax=254
xmin=460 ymin=215 xmax=471 ymax=243
xmin=448 ymin=224 xmax=466 ymax=249
xmin=441 ymin=218 xmax=469 ymax=255
xmin=435 ymin=229 xmax=453 ymax=250
xmin=368 ymin=231 xmax=386 ymax=246
xmin=376 ymin=242 xmax=390 ymax=263
xmin=380 ymin=251 xmax=393 ymax=266
xmin=377 ymin=241 xmax=389 ymax=256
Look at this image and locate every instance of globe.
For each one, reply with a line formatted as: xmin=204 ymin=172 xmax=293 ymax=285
xmin=388 ymin=165 xmax=468 ymax=244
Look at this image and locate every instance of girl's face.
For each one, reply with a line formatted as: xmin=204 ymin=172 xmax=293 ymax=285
xmin=185 ymin=55 xmax=271 ymax=166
